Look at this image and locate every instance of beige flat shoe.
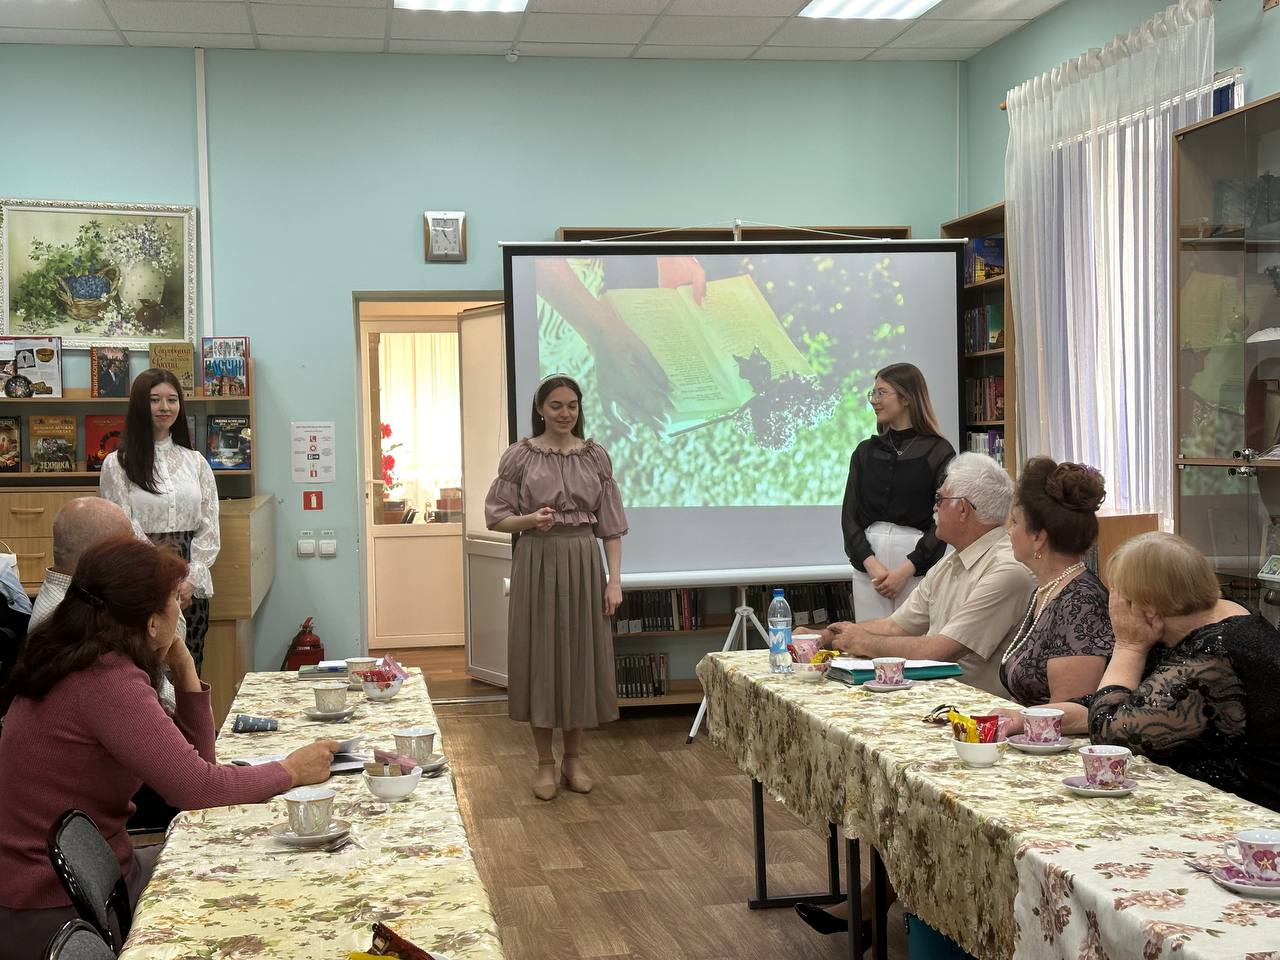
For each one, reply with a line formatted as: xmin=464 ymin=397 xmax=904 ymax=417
xmin=559 ymin=754 xmax=593 ymax=794
xmin=532 ymin=760 xmax=558 ymax=801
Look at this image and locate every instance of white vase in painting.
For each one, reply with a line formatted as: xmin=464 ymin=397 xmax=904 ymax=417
xmin=118 ymin=262 xmax=164 ymax=314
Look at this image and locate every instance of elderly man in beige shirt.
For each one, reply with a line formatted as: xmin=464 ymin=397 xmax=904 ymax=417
xmin=824 ymin=451 xmax=1034 ymax=696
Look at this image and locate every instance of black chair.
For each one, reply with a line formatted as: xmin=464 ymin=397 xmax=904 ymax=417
xmin=43 ymin=920 xmax=115 ymax=960
xmin=46 ymin=811 xmax=132 ymax=952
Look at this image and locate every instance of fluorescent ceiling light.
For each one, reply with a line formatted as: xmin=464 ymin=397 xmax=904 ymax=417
xmin=393 ymin=0 xmax=526 ymax=11
xmin=799 ymin=0 xmax=943 ymax=18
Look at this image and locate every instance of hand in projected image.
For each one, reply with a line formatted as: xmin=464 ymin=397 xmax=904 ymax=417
xmin=656 ymin=256 xmax=706 ymax=304
xmin=594 ymin=335 xmax=674 ymax=435
xmin=526 ymin=506 xmax=556 ymax=532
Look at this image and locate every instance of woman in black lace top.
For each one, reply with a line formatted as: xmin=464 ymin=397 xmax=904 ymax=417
xmin=1066 ymin=533 xmax=1280 ymax=812
xmin=841 ymin=363 xmax=954 ymax=622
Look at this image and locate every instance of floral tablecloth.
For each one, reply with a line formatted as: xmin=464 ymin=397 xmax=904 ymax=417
xmin=696 ymin=651 xmax=1280 ymax=960
xmin=119 ymin=669 xmax=504 ymax=960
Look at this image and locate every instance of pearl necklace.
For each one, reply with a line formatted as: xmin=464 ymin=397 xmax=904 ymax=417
xmin=1001 ymin=561 xmax=1086 ymax=666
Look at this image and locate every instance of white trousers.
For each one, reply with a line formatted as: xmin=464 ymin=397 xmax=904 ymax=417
xmin=850 ymin=521 xmax=923 ymax=623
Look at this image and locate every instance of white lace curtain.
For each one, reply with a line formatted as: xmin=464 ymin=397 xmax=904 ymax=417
xmin=1005 ymin=0 xmax=1215 ymax=523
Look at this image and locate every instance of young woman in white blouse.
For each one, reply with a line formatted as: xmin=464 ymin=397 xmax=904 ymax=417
xmin=100 ymin=369 xmax=220 ymax=673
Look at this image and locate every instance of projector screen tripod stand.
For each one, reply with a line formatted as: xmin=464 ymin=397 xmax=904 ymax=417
xmin=686 ymin=586 xmax=770 ymax=743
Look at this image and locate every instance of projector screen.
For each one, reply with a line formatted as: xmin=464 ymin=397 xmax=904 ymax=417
xmin=502 ymin=241 xmax=964 ymax=578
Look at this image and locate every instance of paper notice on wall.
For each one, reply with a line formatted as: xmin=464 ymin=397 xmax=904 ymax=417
xmin=291 ymin=421 xmax=336 ymax=483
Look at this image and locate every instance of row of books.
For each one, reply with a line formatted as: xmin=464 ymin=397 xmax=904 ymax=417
xmin=615 ymin=652 xmax=669 ymax=699
xmin=964 ymin=237 xmax=1005 ymax=285
xmin=0 ymin=414 xmax=250 ymax=473
xmin=966 ymin=429 xmax=1006 ymax=467
xmin=966 ymin=376 xmax=1006 ymax=423
xmin=962 ymin=303 xmax=1005 ymax=353
xmin=613 ymin=588 xmax=705 ymax=634
xmin=0 ymin=336 xmax=250 ymax=401
xmin=744 ymin=581 xmax=854 ymax=627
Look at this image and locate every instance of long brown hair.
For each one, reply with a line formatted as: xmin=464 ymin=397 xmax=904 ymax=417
xmin=875 ymin=362 xmax=942 ymax=436
xmin=531 ymin=375 xmax=585 ymax=439
xmin=4 ymin=537 xmax=188 ymax=700
xmin=119 ymin=368 xmax=193 ymax=494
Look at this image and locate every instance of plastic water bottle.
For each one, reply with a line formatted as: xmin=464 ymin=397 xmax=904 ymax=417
xmin=767 ymin=588 xmax=793 ymax=674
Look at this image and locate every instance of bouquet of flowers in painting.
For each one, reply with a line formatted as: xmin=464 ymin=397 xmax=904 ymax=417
xmin=202 ymin=336 xmax=250 ymax=397
xmin=0 ymin=200 xmax=194 ymax=349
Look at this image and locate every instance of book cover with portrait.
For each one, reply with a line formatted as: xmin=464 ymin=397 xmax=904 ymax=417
xmin=90 ymin=346 xmax=130 ymax=398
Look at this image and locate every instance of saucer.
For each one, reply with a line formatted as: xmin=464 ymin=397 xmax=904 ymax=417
xmin=1062 ymin=775 xmax=1137 ymax=798
xmin=419 ymin=753 xmax=448 ymax=773
xmin=1210 ymin=866 xmax=1280 ymax=899
xmin=302 ymin=706 xmax=356 ymax=722
xmin=863 ymin=679 xmax=915 ymax=693
xmin=1008 ymin=735 xmax=1073 ymax=755
xmin=268 ymin=818 xmax=351 ymax=848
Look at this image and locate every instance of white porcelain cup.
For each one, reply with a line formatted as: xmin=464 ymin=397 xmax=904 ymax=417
xmin=345 ymin=657 xmax=377 ymax=687
xmin=1223 ymin=829 xmax=1280 ymax=882
xmin=1021 ymin=707 xmax=1064 ymax=744
xmin=313 ymin=681 xmax=347 ymax=713
xmin=872 ymin=657 xmax=906 ymax=686
xmin=392 ymin=727 xmax=438 ymax=764
xmin=283 ymin=786 xmax=335 ymax=836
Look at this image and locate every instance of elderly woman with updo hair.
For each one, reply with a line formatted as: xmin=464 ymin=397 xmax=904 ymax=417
xmin=999 ymin=458 xmax=1114 ymax=710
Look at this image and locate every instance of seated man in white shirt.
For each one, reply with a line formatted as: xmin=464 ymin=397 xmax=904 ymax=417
xmin=823 ymin=452 xmax=1035 ymax=697
xmin=30 ymin=498 xmax=135 ymax=629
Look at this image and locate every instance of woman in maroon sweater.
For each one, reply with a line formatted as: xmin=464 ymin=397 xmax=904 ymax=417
xmin=0 ymin=537 xmax=338 ymax=959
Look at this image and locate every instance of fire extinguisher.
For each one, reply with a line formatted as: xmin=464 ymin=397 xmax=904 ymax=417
xmin=281 ymin=617 xmax=325 ymax=671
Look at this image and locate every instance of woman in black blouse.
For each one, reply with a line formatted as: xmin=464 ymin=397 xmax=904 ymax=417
xmin=841 ymin=363 xmax=954 ymax=621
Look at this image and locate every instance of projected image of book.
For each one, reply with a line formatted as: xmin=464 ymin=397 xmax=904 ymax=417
xmin=602 ymin=274 xmax=814 ymax=434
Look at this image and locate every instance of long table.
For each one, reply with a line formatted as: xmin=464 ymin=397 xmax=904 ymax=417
xmin=119 ymin=669 xmax=504 ymax=960
xmin=696 ymin=651 xmax=1280 ymax=960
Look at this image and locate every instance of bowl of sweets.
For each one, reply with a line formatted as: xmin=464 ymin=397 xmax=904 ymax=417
xmin=359 ymin=668 xmax=404 ymax=701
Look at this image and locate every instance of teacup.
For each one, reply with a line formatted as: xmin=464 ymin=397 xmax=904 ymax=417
xmin=1079 ymin=744 xmax=1130 ymax=788
xmin=346 ymin=657 xmax=377 ymax=688
xmin=392 ymin=727 xmax=438 ymax=764
xmin=1021 ymin=707 xmax=1064 ymax=744
xmin=283 ymin=786 xmax=335 ymax=836
xmin=313 ymin=681 xmax=348 ymax=713
xmin=872 ymin=657 xmax=906 ymax=686
xmin=1223 ymin=829 xmax=1280 ymax=882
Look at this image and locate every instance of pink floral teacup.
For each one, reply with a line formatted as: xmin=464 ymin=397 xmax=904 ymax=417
xmin=1021 ymin=707 xmax=1064 ymax=744
xmin=872 ymin=657 xmax=906 ymax=686
xmin=1079 ymin=744 xmax=1130 ymax=789
xmin=1223 ymin=829 xmax=1280 ymax=882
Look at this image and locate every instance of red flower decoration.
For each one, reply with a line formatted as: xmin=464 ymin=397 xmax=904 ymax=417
xmin=380 ymin=422 xmax=393 ymax=440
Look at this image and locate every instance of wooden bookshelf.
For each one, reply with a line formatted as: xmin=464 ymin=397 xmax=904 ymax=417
xmin=617 ymin=679 xmax=703 ymax=709
xmin=964 ymin=275 xmax=1006 ymax=291
xmin=965 ymin=348 xmax=1005 ymax=359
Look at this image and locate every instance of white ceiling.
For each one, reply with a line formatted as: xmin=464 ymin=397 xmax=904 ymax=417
xmin=0 ymin=0 xmax=1069 ymax=60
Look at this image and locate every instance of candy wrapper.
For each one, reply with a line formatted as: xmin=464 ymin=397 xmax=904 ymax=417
xmin=972 ymin=715 xmax=1002 ymax=744
xmin=377 ymin=653 xmax=409 ymax=681
xmin=788 ymin=635 xmax=821 ymax=664
xmin=372 ymin=747 xmax=420 ymax=772
xmin=810 ymin=648 xmax=839 ymax=664
xmin=949 ymin=709 xmax=978 ymax=743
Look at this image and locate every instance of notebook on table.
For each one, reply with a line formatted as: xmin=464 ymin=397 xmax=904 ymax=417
xmin=825 ymin=658 xmax=963 ymax=686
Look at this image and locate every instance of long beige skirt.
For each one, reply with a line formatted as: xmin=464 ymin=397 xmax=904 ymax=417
xmin=507 ymin=525 xmax=618 ymax=729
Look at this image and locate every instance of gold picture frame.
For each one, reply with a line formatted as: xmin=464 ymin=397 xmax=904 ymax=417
xmin=424 ymin=211 xmax=466 ymax=263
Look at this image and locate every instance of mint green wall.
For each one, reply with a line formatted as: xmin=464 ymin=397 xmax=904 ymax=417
xmin=1 ymin=44 xmax=962 ymax=668
xmin=965 ymin=0 xmax=1280 ymax=210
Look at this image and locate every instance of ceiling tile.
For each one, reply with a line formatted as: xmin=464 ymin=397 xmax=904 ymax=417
xmin=251 ymin=4 xmax=384 ymax=38
xmin=667 ymin=0 xmax=806 ymax=13
xmin=259 ymin=34 xmax=384 ymax=50
xmin=887 ymin=17 xmax=1027 ymax=47
xmin=0 ymin=26 xmax=121 ymax=43
xmin=769 ymin=18 xmax=907 ymax=47
xmin=126 ymin=30 xmax=255 ymax=46
xmin=390 ymin=10 xmax=519 ymax=41
xmin=753 ymin=45 xmax=873 ymax=60
xmin=252 ymin=0 xmax=385 ymax=8
xmin=634 ymin=44 xmax=757 ymax=59
xmin=530 ymin=0 xmax=666 ymax=12
xmin=923 ymin=0 xmax=1065 ymax=18
xmin=866 ymin=46 xmax=982 ymax=59
xmin=645 ymin=16 xmax=782 ymax=46
xmin=516 ymin=41 xmax=633 ymax=57
xmin=106 ymin=0 xmax=252 ymax=34
xmin=388 ymin=38 xmax=509 ymax=53
xmin=520 ymin=13 xmax=654 ymax=44
xmin=0 ymin=0 xmax=114 ymax=32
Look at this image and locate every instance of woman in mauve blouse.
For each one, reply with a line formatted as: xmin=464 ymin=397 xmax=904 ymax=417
xmin=485 ymin=374 xmax=627 ymax=802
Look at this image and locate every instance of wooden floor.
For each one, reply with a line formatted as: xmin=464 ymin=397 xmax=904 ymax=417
xmin=382 ymin=645 xmax=506 ymax=702
xmin=436 ymin=702 xmax=909 ymax=960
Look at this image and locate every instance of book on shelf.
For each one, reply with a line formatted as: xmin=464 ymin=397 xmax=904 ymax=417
xmin=84 ymin=415 xmax=125 ymax=471
xmin=965 ymin=237 xmax=1005 ymax=284
xmin=201 ymin=336 xmax=250 ymax=397
xmin=966 ymin=376 xmax=1005 ymax=422
xmin=149 ymin=342 xmax=195 ymax=398
xmin=29 ymin=415 xmax=76 ymax=472
xmin=0 ymin=336 xmax=62 ymax=398
xmin=89 ymin=346 xmax=130 ymax=398
xmin=0 ymin=417 xmax=20 ymax=473
xmin=966 ymin=429 xmax=1005 ymax=467
xmin=601 ymin=274 xmax=812 ymax=435
xmin=205 ymin=415 xmax=251 ymax=470
xmin=614 ymin=652 xmax=668 ymax=699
